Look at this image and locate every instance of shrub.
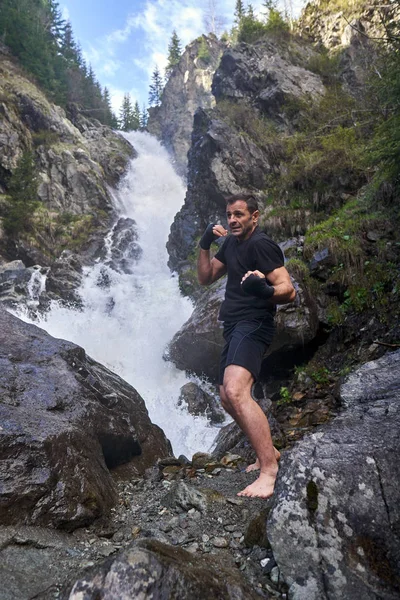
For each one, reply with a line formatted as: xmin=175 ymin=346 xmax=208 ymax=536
xmin=3 ymin=150 xmax=40 ymax=235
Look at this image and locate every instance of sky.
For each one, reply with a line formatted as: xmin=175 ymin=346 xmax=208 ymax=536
xmin=60 ymin=0 xmax=307 ymax=115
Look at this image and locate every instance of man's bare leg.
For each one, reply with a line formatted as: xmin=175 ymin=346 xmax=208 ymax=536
xmin=220 ymin=365 xmax=278 ymax=498
xmin=219 ymin=385 xmax=281 ymax=474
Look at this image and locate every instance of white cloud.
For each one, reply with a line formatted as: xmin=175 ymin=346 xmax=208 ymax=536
xmin=75 ymin=0 xmax=308 ymax=107
xmin=105 ymin=84 xmax=142 ymax=114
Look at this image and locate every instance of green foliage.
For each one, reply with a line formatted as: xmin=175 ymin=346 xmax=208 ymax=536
xmin=216 ymin=100 xmax=281 ymax=154
xmin=31 ymin=130 xmax=60 ymax=148
xmin=197 ymin=37 xmax=211 ymax=64
xmin=238 ymin=15 xmax=269 ymax=44
xmin=3 ymin=150 xmax=40 ymax=235
xmin=0 ymin=0 xmax=118 ymax=126
xmin=263 ymin=7 xmax=290 ymax=35
xmin=306 ymin=50 xmax=341 ymax=83
xmin=166 ymin=30 xmax=182 ymax=77
xmin=277 ymin=386 xmax=291 ymax=406
xmin=148 ymin=66 xmax=163 ymax=107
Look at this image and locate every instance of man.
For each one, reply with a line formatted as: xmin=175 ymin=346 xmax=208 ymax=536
xmin=197 ymin=194 xmax=295 ymax=499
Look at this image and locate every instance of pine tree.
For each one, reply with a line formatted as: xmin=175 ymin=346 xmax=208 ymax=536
xmin=140 ymin=104 xmax=148 ymax=129
xmin=148 ymin=66 xmax=163 ymax=107
xmin=4 ymin=150 xmax=40 ymax=234
xmin=119 ymin=93 xmax=140 ymax=131
xmin=61 ymin=21 xmax=78 ymax=64
xmin=234 ymin=0 xmax=245 ymax=26
xmin=103 ymin=87 xmax=118 ymax=128
xmin=166 ymin=30 xmax=182 ymax=77
xmin=133 ymin=101 xmax=141 ymax=130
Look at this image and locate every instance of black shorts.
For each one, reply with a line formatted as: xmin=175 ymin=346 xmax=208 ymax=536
xmin=219 ymin=317 xmax=275 ymax=385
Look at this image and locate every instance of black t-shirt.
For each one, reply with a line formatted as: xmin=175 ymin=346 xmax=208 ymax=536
xmin=215 ymin=227 xmax=284 ymax=323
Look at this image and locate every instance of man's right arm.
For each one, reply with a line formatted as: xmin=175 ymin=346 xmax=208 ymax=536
xmin=197 ymin=224 xmax=228 ymax=286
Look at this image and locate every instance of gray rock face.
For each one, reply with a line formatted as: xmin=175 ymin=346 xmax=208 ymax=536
xmin=147 ymin=35 xmax=225 ymax=177
xmin=167 ymin=38 xmax=325 ymax=275
xmin=167 ymin=109 xmax=274 ymax=273
xmin=213 ymin=40 xmax=325 ymax=117
xmin=0 ymin=260 xmax=43 ymax=308
xmin=0 ymin=48 xmax=134 ymax=266
xmin=66 ymin=538 xmax=260 ymax=600
xmin=166 ymin=278 xmax=225 ymax=381
xmin=0 ymin=309 xmax=171 ymax=530
xmin=267 ymin=350 xmax=400 ymax=600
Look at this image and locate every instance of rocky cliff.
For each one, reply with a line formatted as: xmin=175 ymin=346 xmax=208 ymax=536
xmin=0 ymin=44 xmax=134 ymax=271
xmin=147 ymin=34 xmax=225 ymax=178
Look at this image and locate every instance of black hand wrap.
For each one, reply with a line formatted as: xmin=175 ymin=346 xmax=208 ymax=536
xmin=199 ymin=223 xmax=217 ymax=250
xmin=241 ymin=274 xmax=274 ymax=299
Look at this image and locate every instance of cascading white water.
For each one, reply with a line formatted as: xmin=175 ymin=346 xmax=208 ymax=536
xmin=26 ymin=132 xmax=221 ymax=457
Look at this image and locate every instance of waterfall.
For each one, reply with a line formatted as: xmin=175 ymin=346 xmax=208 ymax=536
xmin=27 ymin=132 xmax=220 ymax=457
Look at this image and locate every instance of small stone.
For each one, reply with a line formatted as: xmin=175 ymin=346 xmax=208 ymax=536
xmin=227 ymin=497 xmax=243 ymax=506
xmin=167 ymin=517 xmax=179 ymax=530
xmin=131 ymin=526 xmax=141 ymax=538
xmin=112 ymin=530 xmax=124 ymax=543
xmin=224 ymin=524 xmax=236 ymax=532
xmin=186 ymin=542 xmax=199 ymax=554
xmin=232 ymin=531 xmax=242 ymax=538
xmin=270 ymin=566 xmax=280 ymax=584
xmin=97 ymin=545 xmax=116 ymax=557
xmin=202 ymin=534 xmax=210 ymax=543
xmin=241 ymin=509 xmax=249 ymax=521
xmin=261 ymin=558 xmax=270 ymax=568
xmin=211 ymin=468 xmax=222 ymax=475
xmin=192 ymin=452 xmax=214 ymax=468
xmin=221 ymin=453 xmax=243 ymax=466
xmin=213 ymin=537 xmax=228 ymax=548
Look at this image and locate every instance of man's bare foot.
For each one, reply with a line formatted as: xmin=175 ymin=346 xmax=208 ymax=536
xmin=237 ymin=470 xmax=278 ymax=499
xmin=245 ymin=448 xmax=281 ymax=473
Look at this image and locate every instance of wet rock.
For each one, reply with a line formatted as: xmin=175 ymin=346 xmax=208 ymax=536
xmin=166 ymin=278 xmax=225 ymax=381
xmin=192 ymin=452 xmax=215 ymax=469
xmin=65 ymin=538 xmax=261 ymax=599
xmin=0 ymin=309 xmax=171 ymax=530
xmin=103 ymin=217 xmax=142 ymax=274
xmin=178 ymin=381 xmax=225 ymax=424
xmin=268 ymin=350 xmax=400 ymax=600
xmin=45 ymin=250 xmax=83 ymax=305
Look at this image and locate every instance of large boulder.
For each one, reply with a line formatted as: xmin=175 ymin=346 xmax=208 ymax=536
xmin=0 ymin=309 xmax=171 ymax=530
xmin=65 ymin=538 xmax=260 ymax=600
xmin=267 ymin=350 xmax=400 ymax=600
xmin=166 ymin=278 xmax=225 ymax=382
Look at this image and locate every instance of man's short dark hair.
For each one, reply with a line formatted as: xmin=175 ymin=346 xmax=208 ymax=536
xmin=225 ymin=193 xmax=259 ymax=214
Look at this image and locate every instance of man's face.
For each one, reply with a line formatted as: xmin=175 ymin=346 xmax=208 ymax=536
xmin=226 ymin=200 xmax=259 ymax=241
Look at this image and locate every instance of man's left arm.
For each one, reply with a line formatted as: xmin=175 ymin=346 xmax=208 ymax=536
xmin=241 ymin=267 xmax=296 ymax=305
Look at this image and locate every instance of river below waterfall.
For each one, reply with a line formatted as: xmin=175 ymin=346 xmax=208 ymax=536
xmin=24 ymin=132 xmax=220 ymax=457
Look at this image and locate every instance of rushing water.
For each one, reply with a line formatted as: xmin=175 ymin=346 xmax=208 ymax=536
xmin=24 ymin=132 xmax=220 ymax=457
